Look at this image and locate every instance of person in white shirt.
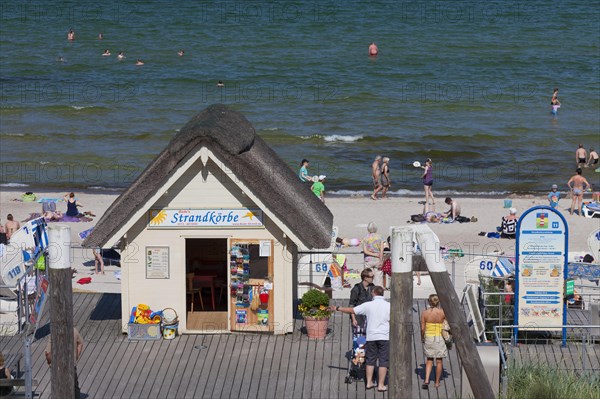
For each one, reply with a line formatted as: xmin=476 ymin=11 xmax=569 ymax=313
xmin=332 ymin=286 xmax=390 ymax=392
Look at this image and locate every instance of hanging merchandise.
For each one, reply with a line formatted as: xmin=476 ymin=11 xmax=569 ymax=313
xmin=250 ymin=287 xmax=260 ymax=311
xmin=230 ymin=245 xmax=250 ymax=307
xmin=259 ymin=289 xmax=269 ymax=305
xmin=257 ymin=309 xmax=268 ymax=325
xmin=236 ymin=309 xmax=247 ymax=324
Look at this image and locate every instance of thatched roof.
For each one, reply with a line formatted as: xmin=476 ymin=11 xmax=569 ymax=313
xmin=83 ymin=104 xmax=333 ymax=249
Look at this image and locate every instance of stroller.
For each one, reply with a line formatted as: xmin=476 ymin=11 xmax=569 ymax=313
xmin=344 ymin=324 xmax=367 ymax=384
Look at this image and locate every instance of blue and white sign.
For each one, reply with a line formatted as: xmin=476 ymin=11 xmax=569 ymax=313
xmin=0 ymin=217 xmax=48 ymax=288
xmin=148 ymin=208 xmax=264 ymax=228
xmin=515 ymin=206 xmax=567 ymax=332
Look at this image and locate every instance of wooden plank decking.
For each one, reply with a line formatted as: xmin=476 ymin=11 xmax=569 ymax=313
xmin=1 ymin=293 xmax=597 ymax=398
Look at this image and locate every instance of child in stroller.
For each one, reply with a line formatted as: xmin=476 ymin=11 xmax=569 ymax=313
xmin=345 ymin=325 xmax=367 ymax=383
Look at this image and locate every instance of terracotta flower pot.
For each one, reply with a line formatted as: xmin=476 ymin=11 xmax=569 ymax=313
xmin=305 ymin=316 xmax=329 ymax=339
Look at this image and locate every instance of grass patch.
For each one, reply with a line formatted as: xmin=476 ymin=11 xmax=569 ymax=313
xmin=503 ymin=363 xmax=600 ymax=399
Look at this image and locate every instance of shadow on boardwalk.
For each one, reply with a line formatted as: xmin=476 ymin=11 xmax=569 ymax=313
xmin=1 ymin=293 xmax=468 ymax=398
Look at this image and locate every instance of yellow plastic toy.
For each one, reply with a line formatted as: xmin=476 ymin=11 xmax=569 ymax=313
xmin=134 ymin=303 xmax=159 ymax=324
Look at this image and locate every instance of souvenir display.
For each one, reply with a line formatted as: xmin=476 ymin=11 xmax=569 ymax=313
xmin=230 ymin=246 xmax=251 ymax=308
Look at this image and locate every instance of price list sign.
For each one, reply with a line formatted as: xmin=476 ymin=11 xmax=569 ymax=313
xmin=146 ymin=246 xmax=170 ymax=279
xmin=515 ymin=206 xmax=568 ymax=331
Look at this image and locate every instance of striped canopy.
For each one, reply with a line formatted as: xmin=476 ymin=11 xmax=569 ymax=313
xmin=492 ymin=257 xmax=515 ymax=278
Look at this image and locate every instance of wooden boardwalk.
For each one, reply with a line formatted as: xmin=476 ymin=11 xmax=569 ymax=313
xmin=1 ymin=293 xmax=597 ymax=398
xmin=1 ymin=293 xmax=467 ymax=399
xmin=507 ymin=306 xmax=600 ymax=375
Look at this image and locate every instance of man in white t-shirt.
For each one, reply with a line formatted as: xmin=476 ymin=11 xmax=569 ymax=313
xmin=332 ymin=286 xmax=390 ymax=392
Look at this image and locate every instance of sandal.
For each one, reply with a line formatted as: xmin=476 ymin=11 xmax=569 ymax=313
xmin=422 ymin=382 xmax=429 ymax=390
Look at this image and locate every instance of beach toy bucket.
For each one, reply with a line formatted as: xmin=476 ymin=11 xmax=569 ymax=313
xmin=161 ymin=308 xmax=179 ymax=340
xmin=162 ymin=322 xmax=178 ymax=340
xmin=503 ymin=199 xmax=512 ymax=208
xmin=257 ymin=309 xmax=269 ymax=326
xmin=161 ymin=308 xmax=178 ymax=325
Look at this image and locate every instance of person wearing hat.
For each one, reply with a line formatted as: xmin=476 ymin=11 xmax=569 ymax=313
xmin=500 ymin=208 xmax=518 ymax=238
xmin=311 ymin=175 xmax=326 ymax=203
xmin=547 ymin=184 xmax=561 ymax=209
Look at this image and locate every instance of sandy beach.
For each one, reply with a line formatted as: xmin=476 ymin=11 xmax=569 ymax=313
xmin=1 ymin=189 xmax=598 ymax=297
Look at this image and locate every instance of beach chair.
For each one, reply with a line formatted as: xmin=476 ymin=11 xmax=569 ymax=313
xmin=492 ymin=257 xmax=515 ymax=278
xmin=582 ymin=202 xmax=600 ymax=218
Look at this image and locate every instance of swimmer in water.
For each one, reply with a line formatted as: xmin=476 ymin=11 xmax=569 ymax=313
xmin=98 ymin=33 xmax=103 ymax=40
xmin=135 ymin=59 xmax=144 ymax=66
xmin=551 ymin=88 xmax=559 ymax=103
xmin=117 ymin=52 xmax=125 ymax=60
xmin=551 ymin=88 xmax=560 ymax=115
xmin=67 ymin=29 xmax=75 ymax=41
xmin=551 ymin=99 xmax=561 ymax=115
xmin=178 ymin=50 xmax=185 ymax=57
xmin=217 ymin=80 xmax=224 ymax=87
xmin=102 ymin=49 xmax=111 ymax=56
xmin=369 ymin=42 xmax=378 ymax=56
xmin=57 ymin=56 xmax=64 ymax=62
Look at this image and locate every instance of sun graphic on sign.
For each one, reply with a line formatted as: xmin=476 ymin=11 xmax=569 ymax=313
xmin=149 ymin=210 xmax=167 ymax=225
xmin=242 ymin=211 xmax=256 ymax=220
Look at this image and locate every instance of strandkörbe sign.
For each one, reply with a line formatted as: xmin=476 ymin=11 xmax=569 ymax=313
xmin=148 ymin=209 xmax=264 ymax=228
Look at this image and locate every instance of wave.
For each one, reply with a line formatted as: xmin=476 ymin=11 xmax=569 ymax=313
xmin=3 ymin=104 xmax=110 ymax=116
xmin=1 ymin=131 xmax=157 ymax=141
xmin=0 ymin=183 xmax=29 ymax=187
xmin=329 ymin=189 xmax=511 ymax=197
xmin=300 ymin=134 xmax=365 ymax=143
xmin=70 ymin=105 xmax=97 ymax=110
xmin=87 ymin=186 xmax=125 ymax=192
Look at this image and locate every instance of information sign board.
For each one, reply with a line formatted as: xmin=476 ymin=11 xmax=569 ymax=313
xmin=515 ymin=206 xmax=568 ymax=332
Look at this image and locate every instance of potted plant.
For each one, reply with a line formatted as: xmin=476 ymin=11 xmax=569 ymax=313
xmin=298 ymin=289 xmax=332 ymax=339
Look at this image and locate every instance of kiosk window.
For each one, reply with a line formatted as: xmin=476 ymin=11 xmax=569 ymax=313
xmin=248 ymin=244 xmax=269 ymax=279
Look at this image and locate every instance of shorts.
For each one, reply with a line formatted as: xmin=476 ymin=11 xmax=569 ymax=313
xmin=573 ymin=188 xmax=583 ymax=195
xmin=578 ymin=158 xmax=586 ymax=164
xmin=423 ymin=181 xmax=433 ymax=187
xmin=593 ymin=159 xmax=599 ymax=165
xmin=365 ymin=340 xmax=389 ymax=367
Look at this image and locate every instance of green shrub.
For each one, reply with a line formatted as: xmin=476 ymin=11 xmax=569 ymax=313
xmin=298 ymin=289 xmax=331 ymax=319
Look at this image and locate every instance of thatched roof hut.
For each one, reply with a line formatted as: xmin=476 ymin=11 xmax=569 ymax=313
xmin=83 ymin=104 xmax=333 ymax=250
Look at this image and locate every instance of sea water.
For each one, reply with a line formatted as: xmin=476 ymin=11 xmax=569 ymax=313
xmin=1 ymin=0 xmax=598 ymax=195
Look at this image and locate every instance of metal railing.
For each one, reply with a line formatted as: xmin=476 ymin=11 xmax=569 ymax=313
xmin=493 ymin=324 xmax=600 ymax=397
xmin=0 ymin=254 xmax=46 ymax=399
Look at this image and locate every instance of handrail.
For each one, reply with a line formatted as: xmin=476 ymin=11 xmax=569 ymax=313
xmin=493 ymin=324 xmax=600 ymax=396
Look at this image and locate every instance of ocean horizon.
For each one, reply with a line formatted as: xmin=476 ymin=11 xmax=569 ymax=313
xmin=1 ymin=0 xmax=599 ymax=195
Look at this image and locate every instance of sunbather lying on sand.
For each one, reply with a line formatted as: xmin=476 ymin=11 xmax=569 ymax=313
xmin=43 ymin=210 xmax=63 ymax=221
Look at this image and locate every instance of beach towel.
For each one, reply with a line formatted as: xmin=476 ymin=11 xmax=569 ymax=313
xmin=79 ymin=227 xmax=94 ymax=240
xmin=42 ymin=201 xmax=56 ymax=213
xmin=23 ymin=213 xmax=92 ymax=223
xmin=77 ymin=277 xmax=92 ymax=285
xmin=37 ymin=198 xmax=62 ymax=203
